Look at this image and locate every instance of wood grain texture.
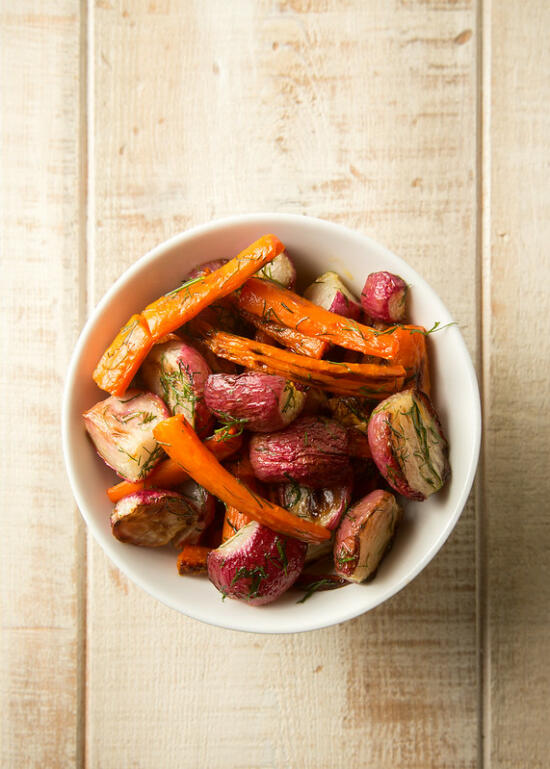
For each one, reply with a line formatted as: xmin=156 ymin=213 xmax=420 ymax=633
xmin=484 ymin=1 xmax=550 ymax=766
xmin=0 ymin=2 xmax=83 ymax=767
xmin=87 ymin=2 xmax=478 ymax=767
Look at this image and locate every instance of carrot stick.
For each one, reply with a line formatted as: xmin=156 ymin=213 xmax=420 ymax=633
xmin=93 ymin=235 xmax=284 ymax=396
xmin=106 ymin=427 xmax=243 ymax=502
xmin=236 ymin=277 xmax=398 ymax=359
xmin=222 ymin=507 xmax=252 ymax=543
xmin=92 ymin=314 xmax=154 ymax=397
xmin=153 ymin=415 xmax=331 ymax=544
xmin=239 ymin=309 xmax=328 ymax=359
xmin=143 ymin=235 xmax=285 ymax=339
xmin=197 ymin=325 xmax=406 ymax=399
xmin=176 ymin=545 xmax=211 ymax=575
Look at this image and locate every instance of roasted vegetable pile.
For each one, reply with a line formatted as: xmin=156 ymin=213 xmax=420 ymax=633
xmin=84 ymin=234 xmax=451 ymax=606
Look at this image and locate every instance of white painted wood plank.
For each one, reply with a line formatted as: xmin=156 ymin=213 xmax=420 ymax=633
xmin=87 ymin=2 xmax=479 ymax=767
xmin=484 ymin=1 xmax=550 ymax=766
xmin=0 ymin=3 xmax=83 ymax=767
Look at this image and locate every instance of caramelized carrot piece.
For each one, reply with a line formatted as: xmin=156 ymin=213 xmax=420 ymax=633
xmin=93 ymin=235 xmax=284 ymax=396
xmin=197 ymin=325 xmax=406 ymax=399
xmin=153 ymin=415 xmax=331 ymax=544
xmin=92 ymin=314 xmax=153 ymax=397
xmin=236 ymin=277 xmax=398 ymax=359
xmin=176 ymin=545 xmax=211 ymax=574
xmin=106 ymin=427 xmax=243 ymax=502
xmin=239 ymin=309 xmax=328 ymax=359
xmin=143 ymin=235 xmax=285 ymax=339
xmin=222 ymin=507 xmax=252 ymax=543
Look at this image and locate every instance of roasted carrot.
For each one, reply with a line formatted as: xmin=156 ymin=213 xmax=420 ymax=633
xmin=93 ymin=235 xmax=284 ymax=396
xmin=143 ymin=235 xmax=285 ymax=339
xmin=222 ymin=507 xmax=252 ymax=543
xmin=236 ymin=277 xmax=398 ymax=359
xmin=106 ymin=426 xmax=243 ymax=502
xmin=239 ymin=309 xmax=328 ymax=359
xmin=176 ymin=545 xmax=211 ymax=575
xmin=92 ymin=314 xmax=154 ymax=397
xmin=153 ymin=415 xmax=331 ymax=544
xmin=197 ymin=325 xmax=406 ymax=399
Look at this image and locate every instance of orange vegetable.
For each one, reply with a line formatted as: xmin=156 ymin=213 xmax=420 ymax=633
xmin=143 ymin=235 xmax=285 ymax=339
xmin=93 ymin=235 xmax=284 ymax=396
xmin=197 ymin=324 xmax=406 ymax=399
xmin=106 ymin=427 xmax=243 ymax=502
xmin=92 ymin=314 xmax=153 ymax=397
xmin=236 ymin=277 xmax=398 ymax=359
xmin=239 ymin=309 xmax=328 ymax=359
xmin=153 ymin=415 xmax=331 ymax=544
xmin=176 ymin=545 xmax=211 ymax=575
xmin=222 ymin=507 xmax=252 ymax=543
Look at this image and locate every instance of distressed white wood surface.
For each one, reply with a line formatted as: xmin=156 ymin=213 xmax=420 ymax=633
xmin=0 ymin=2 xmax=83 ymax=767
xmin=2 ymin=0 xmax=550 ymax=767
xmin=483 ymin=1 xmax=550 ymax=766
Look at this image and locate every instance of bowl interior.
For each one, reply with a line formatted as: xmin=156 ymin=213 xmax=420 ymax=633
xmin=63 ymin=214 xmax=480 ymax=633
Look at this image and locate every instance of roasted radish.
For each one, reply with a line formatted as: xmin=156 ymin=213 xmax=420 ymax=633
xmin=83 ymin=390 xmax=169 ymax=481
xmin=207 ymin=521 xmax=306 ymax=605
xmin=367 ymin=389 xmax=450 ymax=500
xmin=249 ymin=416 xmax=350 ymax=487
xmin=256 ymin=250 xmax=296 ymax=289
xmin=334 ymin=489 xmax=402 ymax=582
xmin=303 ymin=271 xmax=362 ymax=320
xmin=141 ymin=338 xmax=213 ymax=436
xmin=111 ymin=490 xmax=204 ymax=547
xmin=204 ymin=372 xmax=306 ymax=433
xmin=361 ymin=271 xmax=408 ymax=323
xmin=327 ymin=396 xmax=371 ymax=433
xmin=279 ymin=482 xmax=351 ymax=530
xmin=171 ymin=479 xmax=216 ymax=549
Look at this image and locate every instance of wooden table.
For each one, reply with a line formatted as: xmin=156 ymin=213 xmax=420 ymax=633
xmin=2 ymin=2 xmax=549 ymax=767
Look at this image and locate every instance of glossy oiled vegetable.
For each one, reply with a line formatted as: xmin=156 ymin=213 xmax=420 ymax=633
xmin=83 ymin=390 xmax=169 ymax=482
xmin=367 ymin=389 xmax=450 ymax=500
xmin=93 ymin=234 xmax=284 ymax=396
xmin=106 ymin=425 xmax=243 ymax=502
xmin=304 ymin=271 xmax=362 ymax=320
xmin=141 ymin=338 xmax=213 ymax=436
xmin=239 ymin=309 xmax=328 ymax=359
xmin=176 ymin=545 xmax=211 ymax=574
xmin=204 ymin=372 xmax=306 ymax=433
xmin=256 ymin=250 xmax=296 ymax=289
xmin=249 ymin=416 xmax=351 ymax=488
xmin=361 ymin=271 xmax=408 ymax=323
xmin=236 ymin=277 xmax=398 ymax=359
xmin=207 ymin=521 xmax=306 ymax=605
xmin=92 ymin=314 xmax=154 ymax=397
xmin=111 ymin=490 xmax=203 ymax=547
xmin=170 ymin=479 xmax=215 ymax=550
xmin=197 ymin=324 xmax=406 ymax=399
xmin=153 ymin=415 xmax=331 ymax=543
xmin=334 ymin=489 xmax=402 ymax=583
xmin=279 ymin=481 xmax=352 ymax=530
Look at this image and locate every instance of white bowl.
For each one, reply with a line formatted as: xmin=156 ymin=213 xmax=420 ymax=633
xmin=62 ymin=213 xmax=480 ymax=634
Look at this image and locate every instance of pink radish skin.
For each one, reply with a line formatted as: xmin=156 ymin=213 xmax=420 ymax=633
xmin=334 ymin=489 xmax=402 ymax=583
xmin=205 ymin=372 xmax=306 ymax=433
xmin=361 ymin=271 xmax=408 ymax=323
xmin=278 ymin=482 xmax=352 ymax=530
xmin=171 ymin=480 xmax=216 ymax=549
xmin=83 ymin=390 xmax=169 ymax=482
xmin=304 ymin=271 xmax=362 ymax=320
xmin=256 ymin=250 xmax=296 ymax=289
xmin=367 ymin=389 xmax=450 ymax=500
xmin=207 ymin=521 xmax=306 ymax=605
xmin=141 ymin=339 xmax=213 ymax=437
xmin=184 ymin=259 xmax=229 ymax=280
xmin=249 ymin=416 xmax=351 ymax=488
xmin=111 ymin=490 xmax=204 ymax=547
